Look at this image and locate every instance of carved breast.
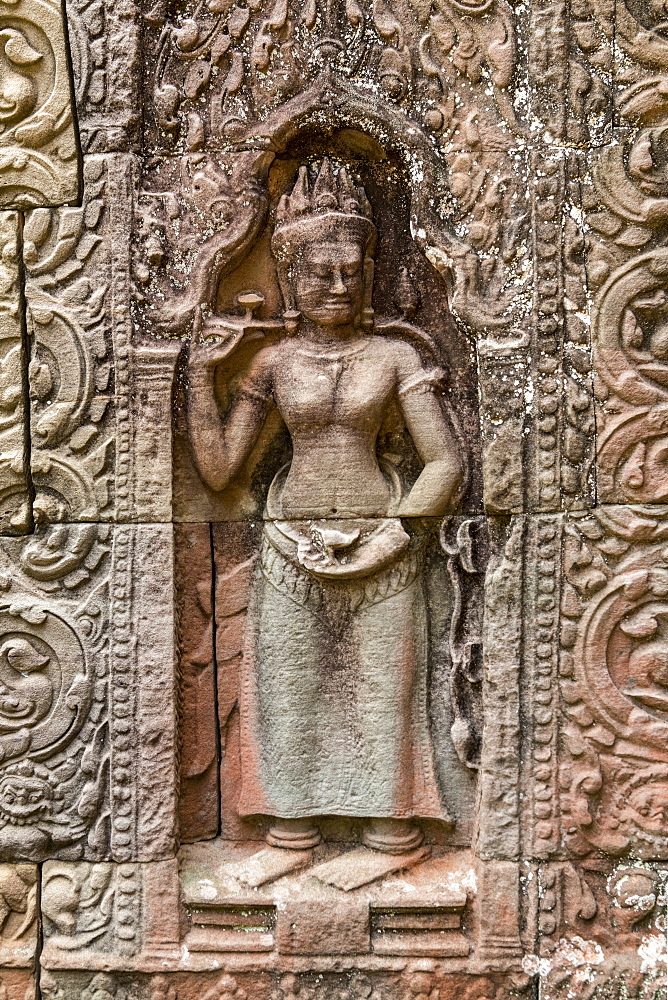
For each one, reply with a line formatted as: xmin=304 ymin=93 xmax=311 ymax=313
xmin=271 ymin=341 xmax=394 ymax=437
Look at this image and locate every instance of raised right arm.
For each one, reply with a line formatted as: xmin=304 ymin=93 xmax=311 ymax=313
xmin=186 ymin=345 xmax=271 ymax=493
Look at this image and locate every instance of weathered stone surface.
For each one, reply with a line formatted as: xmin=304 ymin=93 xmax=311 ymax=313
xmin=41 ymin=859 xmax=181 ymax=970
xmin=0 ymin=863 xmax=39 ymax=1000
xmin=0 ymin=0 xmax=665 ymax=994
xmin=559 ymin=505 xmax=668 ymax=859
xmin=533 ymin=860 xmax=667 ymax=1000
xmin=38 ymin=971 xmax=534 ymax=1000
xmin=23 ymin=155 xmax=181 ymax=526
xmin=175 ymin=522 xmax=217 ymax=843
xmin=178 ymin=840 xmax=481 ymax=965
xmin=0 ymin=0 xmax=80 ymax=210
xmin=0 ymin=212 xmax=30 ymax=535
xmin=208 ymin=514 xmax=481 ymax=849
xmin=0 ymin=523 xmax=177 ymax=862
xmin=66 ymin=0 xmax=139 ymax=153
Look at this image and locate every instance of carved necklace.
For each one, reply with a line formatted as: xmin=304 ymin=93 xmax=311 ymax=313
xmin=296 ymin=341 xmax=367 ymax=391
xmin=295 ymin=339 xmax=368 ymax=361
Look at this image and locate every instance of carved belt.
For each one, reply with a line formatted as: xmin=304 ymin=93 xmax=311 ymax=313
xmin=260 ymin=526 xmax=424 ymax=614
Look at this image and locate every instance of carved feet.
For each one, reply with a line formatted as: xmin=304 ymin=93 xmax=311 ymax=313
xmin=265 ymin=818 xmax=322 ymax=850
xmin=362 ymin=818 xmax=424 ymax=854
xmin=266 ymin=817 xmax=424 ymax=854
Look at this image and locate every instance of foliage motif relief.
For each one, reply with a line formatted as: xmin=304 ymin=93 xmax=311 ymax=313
xmin=137 ymin=0 xmax=531 ymax=345
xmin=0 ymin=212 xmax=29 ymax=536
xmin=3 ymin=0 xmax=668 ymax=990
xmin=579 ymin=4 xmax=668 ymax=504
xmin=0 ymin=156 xmax=125 ymax=862
xmin=145 ymin=0 xmax=520 ymax=145
xmin=553 ymin=0 xmax=668 ymax=870
xmin=561 ymin=507 xmax=668 ymax=856
xmin=0 ymin=0 xmax=80 ymax=208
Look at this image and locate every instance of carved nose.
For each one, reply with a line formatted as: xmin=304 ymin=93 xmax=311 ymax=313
xmin=329 ymin=270 xmax=347 ymax=294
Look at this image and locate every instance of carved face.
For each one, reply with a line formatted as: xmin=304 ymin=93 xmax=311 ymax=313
xmin=0 ymin=775 xmax=51 ymax=821
xmin=291 ymin=240 xmax=365 ymax=328
xmin=627 ymin=782 xmax=668 ymax=831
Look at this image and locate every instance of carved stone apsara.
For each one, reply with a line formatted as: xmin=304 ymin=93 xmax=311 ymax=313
xmin=0 ymin=0 xmax=664 ymax=997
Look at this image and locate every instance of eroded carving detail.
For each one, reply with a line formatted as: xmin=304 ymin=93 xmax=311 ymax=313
xmin=561 ymin=506 xmax=668 ymax=856
xmin=534 ymin=862 xmax=667 ymax=1000
xmin=134 ymin=109 xmax=530 ymax=346
xmin=0 ymin=0 xmax=80 ymax=209
xmin=586 ymin=78 xmax=668 ymax=502
xmin=0 ymin=212 xmax=30 ymax=536
xmin=0 ymin=584 xmax=107 ymax=861
xmin=0 ymin=0 xmax=660 ymax=991
xmin=144 ymin=0 xmax=523 ymax=149
xmin=25 ymin=156 xmax=117 ymax=526
xmin=186 ymin=159 xmax=473 ymax=852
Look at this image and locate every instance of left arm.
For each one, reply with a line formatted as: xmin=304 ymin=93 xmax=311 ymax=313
xmin=394 ymin=351 xmax=464 ymax=516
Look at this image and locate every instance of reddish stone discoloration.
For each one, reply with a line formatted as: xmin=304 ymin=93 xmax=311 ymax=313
xmin=38 ymin=970 xmax=534 ymax=1000
xmin=0 ymin=0 xmax=665 ymax=992
xmin=176 ymin=523 xmax=218 ymax=843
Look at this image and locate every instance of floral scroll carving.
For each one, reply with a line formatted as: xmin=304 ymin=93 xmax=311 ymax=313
xmin=145 ymin=0 xmax=521 ymax=148
xmin=572 ymin=0 xmax=668 ymax=862
xmin=138 ymin=0 xmax=530 ymax=343
xmin=23 ymin=156 xmax=119 ymax=529
xmin=0 ymin=604 xmax=88 ymax=758
xmin=0 ymin=0 xmax=80 ymax=209
xmin=591 ymin=0 xmax=668 ymax=71
xmin=41 ymin=861 xmax=140 ymax=955
xmin=588 ymin=79 xmax=668 ymax=502
xmin=0 ymin=212 xmax=30 ymax=536
xmin=561 ymin=506 xmax=668 ymax=856
xmin=0 ymin=586 xmax=107 ymax=862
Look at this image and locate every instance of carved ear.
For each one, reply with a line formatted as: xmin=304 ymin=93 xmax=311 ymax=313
xmin=361 ymin=256 xmax=374 ymax=331
xmin=0 ymin=29 xmax=43 ymax=66
xmin=275 ymin=257 xmax=299 ymax=333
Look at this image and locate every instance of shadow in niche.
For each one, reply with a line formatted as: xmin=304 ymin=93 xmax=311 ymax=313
xmin=172 ymin=128 xmax=483 ymax=522
xmin=175 ymin=127 xmax=483 ymax=858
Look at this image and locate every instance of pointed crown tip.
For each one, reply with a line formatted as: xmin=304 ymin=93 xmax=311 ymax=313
xmin=275 ymin=159 xmax=374 ymax=230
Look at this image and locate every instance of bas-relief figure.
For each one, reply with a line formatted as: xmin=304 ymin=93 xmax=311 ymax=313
xmin=187 ymin=159 xmax=466 ymax=854
xmin=2 ymin=0 xmax=668 ymax=993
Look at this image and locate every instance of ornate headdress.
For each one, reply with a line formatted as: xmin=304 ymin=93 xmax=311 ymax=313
xmin=271 ymin=159 xmax=377 ymax=333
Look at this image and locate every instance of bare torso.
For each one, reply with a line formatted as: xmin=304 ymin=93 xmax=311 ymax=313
xmin=243 ymin=335 xmax=419 ymax=518
xmin=187 ymin=327 xmax=462 ymax=519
